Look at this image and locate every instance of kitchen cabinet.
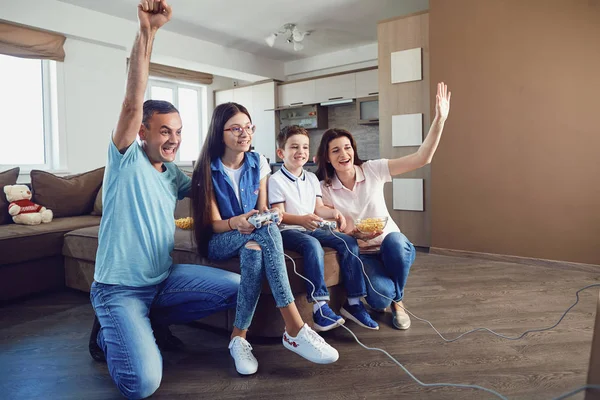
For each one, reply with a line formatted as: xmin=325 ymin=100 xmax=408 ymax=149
xmin=315 ymin=73 xmax=356 ymax=103
xmin=215 ymin=89 xmax=233 ymax=106
xmin=357 ymin=96 xmax=379 ymax=124
xmin=355 ymin=69 xmax=379 ymax=98
xmin=277 ymin=80 xmax=316 ymax=108
xmin=250 ymin=82 xmax=276 ymax=162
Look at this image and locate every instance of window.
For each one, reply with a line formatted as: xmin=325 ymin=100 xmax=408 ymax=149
xmin=146 ymin=78 xmax=207 ymax=165
xmin=0 ymin=54 xmax=58 ymax=170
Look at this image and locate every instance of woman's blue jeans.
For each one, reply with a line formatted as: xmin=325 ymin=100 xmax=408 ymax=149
xmin=360 ymin=232 xmax=415 ymax=309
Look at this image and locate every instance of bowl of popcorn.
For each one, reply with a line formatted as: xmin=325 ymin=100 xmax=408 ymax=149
xmin=354 ymin=216 xmax=388 ymax=234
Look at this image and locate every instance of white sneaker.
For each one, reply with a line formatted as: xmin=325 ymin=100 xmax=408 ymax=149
xmin=282 ymin=323 xmax=339 ymax=364
xmin=228 ymin=336 xmax=258 ymax=375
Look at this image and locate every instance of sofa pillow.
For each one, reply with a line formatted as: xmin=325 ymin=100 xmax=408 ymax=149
xmin=90 ymin=168 xmax=189 ymax=217
xmin=91 ymin=185 xmax=103 ymax=216
xmin=31 ymin=167 xmax=104 ymax=218
xmin=0 ymin=167 xmax=20 ymax=225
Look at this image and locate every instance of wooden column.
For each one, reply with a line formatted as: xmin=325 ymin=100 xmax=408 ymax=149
xmin=377 ymin=11 xmax=430 ymax=247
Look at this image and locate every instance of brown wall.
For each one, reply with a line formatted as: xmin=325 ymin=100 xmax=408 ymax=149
xmin=588 ymin=292 xmax=600 ymax=398
xmin=429 ymin=0 xmax=600 ymax=264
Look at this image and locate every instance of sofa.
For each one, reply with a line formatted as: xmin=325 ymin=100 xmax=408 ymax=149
xmin=0 ymin=167 xmax=104 ymax=302
xmin=1 ymin=167 xmax=347 ymax=337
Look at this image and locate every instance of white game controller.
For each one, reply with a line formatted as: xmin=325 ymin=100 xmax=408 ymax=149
xmin=247 ymin=211 xmax=280 ymax=229
xmin=317 ymin=220 xmax=337 ymax=230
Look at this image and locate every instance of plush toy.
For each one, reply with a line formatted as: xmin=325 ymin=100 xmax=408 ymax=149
xmin=3 ymin=184 xmax=53 ymax=225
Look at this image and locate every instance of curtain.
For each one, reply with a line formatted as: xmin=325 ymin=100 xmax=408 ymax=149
xmin=0 ymin=21 xmax=66 ymax=61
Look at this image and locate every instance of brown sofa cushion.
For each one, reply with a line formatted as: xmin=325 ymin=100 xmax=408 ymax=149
xmin=0 ymin=167 xmax=20 ymax=225
xmin=174 ymin=197 xmax=191 ymax=219
xmin=63 ymin=225 xmax=342 ymax=294
xmin=0 ymin=215 xmax=101 ymax=266
xmin=31 ymin=167 xmax=104 ymax=218
xmin=91 ymin=185 xmax=103 ymax=216
xmin=91 ymin=188 xmax=187 ymax=218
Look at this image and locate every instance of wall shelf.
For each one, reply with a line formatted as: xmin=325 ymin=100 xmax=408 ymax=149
xmin=277 ymin=104 xmax=328 ymax=130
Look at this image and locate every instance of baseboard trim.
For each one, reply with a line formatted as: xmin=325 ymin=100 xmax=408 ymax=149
xmin=429 ymin=247 xmax=600 ymax=273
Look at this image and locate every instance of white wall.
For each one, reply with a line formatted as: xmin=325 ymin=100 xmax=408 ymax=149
xmin=284 ymin=43 xmax=378 ymax=80
xmin=3 ymin=0 xmax=382 ymax=175
xmin=61 ymin=39 xmax=126 ymax=173
xmin=206 ymin=76 xmax=234 ymax=128
xmin=1 ymin=0 xmax=283 ymax=175
xmin=3 ymin=0 xmax=284 ymax=82
xmin=206 ymin=76 xmax=253 ymax=116
xmin=59 ymin=49 xmax=247 ymax=174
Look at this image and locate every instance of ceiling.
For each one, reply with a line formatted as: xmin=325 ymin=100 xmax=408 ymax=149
xmin=57 ymin=0 xmax=428 ymax=61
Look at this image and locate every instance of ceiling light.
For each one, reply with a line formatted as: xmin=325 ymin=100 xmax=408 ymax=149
xmin=265 ymin=33 xmax=277 ymax=48
xmin=292 ymin=27 xmax=305 ymax=42
xmin=265 ymin=23 xmax=310 ymax=51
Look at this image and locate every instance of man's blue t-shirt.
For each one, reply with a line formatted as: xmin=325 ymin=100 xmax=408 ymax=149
xmin=94 ymin=140 xmax=191 ymax=286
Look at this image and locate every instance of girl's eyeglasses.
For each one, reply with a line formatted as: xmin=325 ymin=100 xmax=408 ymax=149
xmin=224 ymin=125 xmax=256 ymax=136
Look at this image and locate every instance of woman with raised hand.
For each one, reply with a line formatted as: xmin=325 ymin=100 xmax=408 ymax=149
xmin=316 ymin=83 xmax=451 ymax=330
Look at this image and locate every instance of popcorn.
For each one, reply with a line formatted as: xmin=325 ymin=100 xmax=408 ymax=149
xmin=175 ymin=217 xmax=194 ymax=230
xmin=355 ymin=217 xmax=387 ymax=233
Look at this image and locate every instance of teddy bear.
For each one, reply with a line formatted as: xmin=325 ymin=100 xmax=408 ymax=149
xmin=3 ymin=184 xmax=53 ymax=225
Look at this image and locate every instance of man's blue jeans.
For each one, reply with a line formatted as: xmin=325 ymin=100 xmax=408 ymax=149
xmin=90 ymin=264 xmax=240 ymax=399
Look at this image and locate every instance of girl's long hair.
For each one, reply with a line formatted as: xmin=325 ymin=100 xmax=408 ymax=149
xmin=191 ymin=102 xmax=251 ymax=256
xmin=315 ymin=128 xmax=364 ymax=186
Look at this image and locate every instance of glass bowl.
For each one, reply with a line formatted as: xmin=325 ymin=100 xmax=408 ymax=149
xmin=354 ymin=216 xmax=388 ymax=234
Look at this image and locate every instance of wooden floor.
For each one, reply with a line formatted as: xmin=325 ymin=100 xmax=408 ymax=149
xmin=1 ymin=252 xmax=598 ymax=400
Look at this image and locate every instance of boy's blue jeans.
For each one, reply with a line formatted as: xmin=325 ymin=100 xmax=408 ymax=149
xmin=90 ymin=264 xmax=240 ymax=399
xmin=280 ymin=228 xmax=367 ymax=302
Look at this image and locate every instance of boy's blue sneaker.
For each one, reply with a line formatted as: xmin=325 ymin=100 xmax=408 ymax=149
xmin=313 ymin=303 xmax=345 ymax=332
xmin=340 ymin=301 xmax=379 ymax=330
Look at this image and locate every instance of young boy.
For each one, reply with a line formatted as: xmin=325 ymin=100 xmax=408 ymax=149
xmin=268 ymin=125 xmax=378 ymax=331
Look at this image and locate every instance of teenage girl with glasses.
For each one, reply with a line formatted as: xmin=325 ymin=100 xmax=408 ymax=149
xmin=191 ymin=102 xmax=339 ymax=375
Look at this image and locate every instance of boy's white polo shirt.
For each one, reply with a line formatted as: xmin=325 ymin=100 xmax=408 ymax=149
xmin=268 ymin=164 xmax=321 ymax=231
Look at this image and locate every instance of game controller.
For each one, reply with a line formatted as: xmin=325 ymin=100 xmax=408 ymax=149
xmin=247 ymin=211 xmax=280 ymax=228
xmin=317 ymin=220 xmax=337 ymax=230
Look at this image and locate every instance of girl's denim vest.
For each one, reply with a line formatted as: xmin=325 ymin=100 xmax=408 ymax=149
xmin=210 ymin=152 xmax=261 ymax=219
